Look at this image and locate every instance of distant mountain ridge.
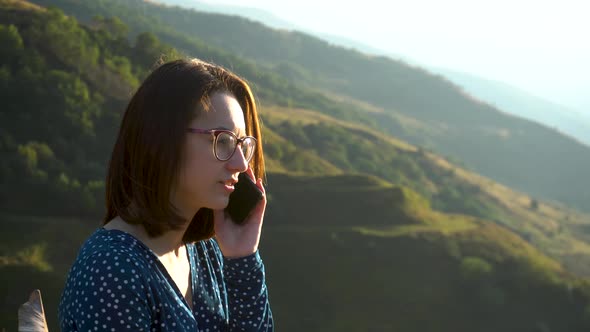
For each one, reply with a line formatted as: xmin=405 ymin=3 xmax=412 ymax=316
xmin=111 ymin=0 xmax=590 ymax=213
xmin=156 ymin=0 xmax=407 ymax=58
xmin=158 ymin=1 xmax=590 ymax=147
xmin=434 ymin=68 xmax=590 ymax=146
xmin=157 ymin=0 xmax=300 ymax=30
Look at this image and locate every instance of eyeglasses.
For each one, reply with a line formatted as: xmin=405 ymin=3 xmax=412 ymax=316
xmin=187 ymin=128 xmax=257 ymax=162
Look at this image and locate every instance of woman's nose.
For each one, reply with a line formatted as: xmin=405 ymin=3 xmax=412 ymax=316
xmin=227 ymin=145 xmax=249 ymax=172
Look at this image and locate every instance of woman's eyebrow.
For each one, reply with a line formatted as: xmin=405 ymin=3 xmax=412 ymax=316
xmin=212 ymin=126 xmax=246 ymax=136
xmin=211 ymin=126 xmax=235 ymax=132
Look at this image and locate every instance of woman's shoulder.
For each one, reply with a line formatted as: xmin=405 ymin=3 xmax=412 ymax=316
xmin=71 ymin=228 xmax=157 ymax=273
xmin=59 ymin=230 xmax=156 ymax=330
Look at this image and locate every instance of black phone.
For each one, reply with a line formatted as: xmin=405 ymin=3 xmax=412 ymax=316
xmin=226 ymin=172 xmax=263 ymax=224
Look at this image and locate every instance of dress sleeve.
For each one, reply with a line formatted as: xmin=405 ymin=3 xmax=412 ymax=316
xmin=59 ymin=251 xmax=152 ymax=331
xmin=221 ymin=250 xmax=274 ymax=331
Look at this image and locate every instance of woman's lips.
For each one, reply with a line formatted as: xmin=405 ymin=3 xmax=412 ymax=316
xmin=220 ymin=180 xmax=236 ymax=193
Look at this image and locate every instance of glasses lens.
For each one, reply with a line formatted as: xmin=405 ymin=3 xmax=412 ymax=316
xmin=241 ymin=137 xmax=256 ymax=162
xmin=215 ymin=132 xmax=237 ymax=161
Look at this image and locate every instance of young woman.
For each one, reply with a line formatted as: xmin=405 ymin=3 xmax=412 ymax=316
xmin=58 ymin=58 xmax=274 ymax=331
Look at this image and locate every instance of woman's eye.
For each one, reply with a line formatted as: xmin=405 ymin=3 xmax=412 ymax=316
xmin=218 ymin=134 xmax=235 ymax=148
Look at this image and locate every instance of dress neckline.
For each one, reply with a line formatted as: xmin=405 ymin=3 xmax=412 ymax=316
xmin=96 ymin=227 xmax=198 ymax=321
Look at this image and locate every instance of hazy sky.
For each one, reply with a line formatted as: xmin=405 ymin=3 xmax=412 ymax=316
xmin=203 ymin=0 xmax=589 ymax=113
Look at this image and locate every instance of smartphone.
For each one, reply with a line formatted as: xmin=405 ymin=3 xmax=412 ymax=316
xmin=226 ymin=172 xmax=263 ymax=224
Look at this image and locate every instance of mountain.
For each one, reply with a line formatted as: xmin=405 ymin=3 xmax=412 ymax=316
xmin=30 ymin=0 xmax=590 ymax=215
xmin=154 ymin=0 xmax=300 ymax=31
xmin=434 ymin=68 xmax=590 ymax=146
xmin=155 ymin=0 xmax=402 ymax=58
xmin=165 ymin=0 xmax=590 ymax=147
xmin=2 ymin=1 xmax=590 ymax=331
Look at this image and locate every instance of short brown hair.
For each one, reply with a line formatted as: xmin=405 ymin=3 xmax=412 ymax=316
xmin=103 ymin=58 xmax=265 ymax=242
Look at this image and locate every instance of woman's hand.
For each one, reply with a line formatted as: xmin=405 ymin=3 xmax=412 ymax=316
xmin=213 ymin=168 xmax=267 ymax=258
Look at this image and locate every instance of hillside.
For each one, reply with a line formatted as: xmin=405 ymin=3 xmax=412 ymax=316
xmin=264 ymin=175 xmax=590 ymax=330
xmin=2 ymin=1 xmax=590 ymax=331
xmin=30 ymin=0 xmax=590 ymax=214
xmin=2 ymin=0 xmax=590 ymax=281
xmin=3 ymin=174 xmax=590 ymax=331
xmin=260 ymin=105 xmax=590 ymax=277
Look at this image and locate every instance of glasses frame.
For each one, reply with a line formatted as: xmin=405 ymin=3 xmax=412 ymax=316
xmin=187 ymin=128 xmax=257 ymax=162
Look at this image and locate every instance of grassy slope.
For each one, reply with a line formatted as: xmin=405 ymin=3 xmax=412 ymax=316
xmin=435 ymin=156 xmax=590 ymax=275
xmin=261 ymin=173 xmax=590 ymax=331
xmin=261 ymin=104 xmax=590 ymax=277
xmin=3 ymin=174 xmax=590 ymax=331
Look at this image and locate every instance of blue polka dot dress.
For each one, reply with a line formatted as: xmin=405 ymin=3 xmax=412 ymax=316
xmin=58 ymin=228 xmax=274 ymax=331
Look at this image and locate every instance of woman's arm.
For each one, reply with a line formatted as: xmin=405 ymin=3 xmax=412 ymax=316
xmin=211 ymin=168 xmax=274 ymax=331
xmin=223 ymin=251 xmax=274 ymax=331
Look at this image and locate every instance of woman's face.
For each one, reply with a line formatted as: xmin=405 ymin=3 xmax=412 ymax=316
xmin=172 ymin=91 xmax=249 ymax=217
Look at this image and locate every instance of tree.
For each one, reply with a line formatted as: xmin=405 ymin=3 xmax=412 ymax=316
xmin=91 ymin=15 xmax=128 ymax=39
xmin=530 ymin=198 xmax=539 ymax=210
xmin=133 ymin=32 xmax=161 ymax=67
xmin=0 ymin=24 xmax=24 ymax=65
xmin=461 ymin=256 xmax=493 ymax=280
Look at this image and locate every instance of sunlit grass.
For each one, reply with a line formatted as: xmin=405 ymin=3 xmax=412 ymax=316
xmin=0 ymin=0 xmax=45 ymax=11
xmin=0 ymin=243 xmax=53 ymax=272
xmin=261 ymin=105 xmax=417 ymax=151
xmin=262 ymin=126 xmax=343 ymax=175
xmin=353 ymin=222 xmax=476 ymax=238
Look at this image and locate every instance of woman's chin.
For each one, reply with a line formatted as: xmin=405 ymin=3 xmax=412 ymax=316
xmin=206 ymin=197 xmax=230 ymax=210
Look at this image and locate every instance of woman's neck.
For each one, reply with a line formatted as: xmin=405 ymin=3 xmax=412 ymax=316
xmin=103 ymin=216 xmax=190 ymax=257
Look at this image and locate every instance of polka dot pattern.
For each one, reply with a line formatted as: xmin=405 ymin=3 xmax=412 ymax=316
xmin=58 ymin=228 xmax=274 ymax=331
